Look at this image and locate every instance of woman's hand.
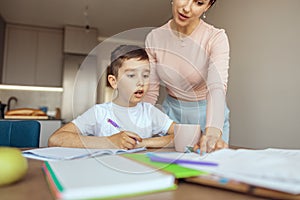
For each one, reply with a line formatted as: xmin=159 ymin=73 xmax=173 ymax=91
xmin=193 ymin=127 xmax=228 ymax=154
xmin=108 ymin=131 xmax=142 ymax=150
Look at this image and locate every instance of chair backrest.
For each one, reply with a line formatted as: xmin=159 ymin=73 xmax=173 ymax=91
xmin=0 ymin=120 xmax=40 ymax=148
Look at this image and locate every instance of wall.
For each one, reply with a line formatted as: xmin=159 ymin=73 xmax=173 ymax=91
xmin=207 ymin=0 xmax=300 ymax=148
xmin=0 ymin=89 xmax=62 ymax=116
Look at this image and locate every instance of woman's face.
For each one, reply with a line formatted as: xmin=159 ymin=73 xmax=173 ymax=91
xmin=172 ymin=0 xmax=211 ymax=27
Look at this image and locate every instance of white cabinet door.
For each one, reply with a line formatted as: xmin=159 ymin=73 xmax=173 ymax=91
xmin=64 ymin=26 xmax=98 ymax=55
xmin=3 ymin=24 xmax=63 ymax=86
xmin=38 ymin=120 xmax=62 ymax=147
xmin=3 ymin=26 xmax=37 ymax=85
xmin=36 ymin=29 xmax=63 ymax=87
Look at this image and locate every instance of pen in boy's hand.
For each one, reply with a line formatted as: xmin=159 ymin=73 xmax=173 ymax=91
xmin=107 ymin=118 xmax=139 ymax=144
xmin=107 ymin=118 xmax=122 ymax=130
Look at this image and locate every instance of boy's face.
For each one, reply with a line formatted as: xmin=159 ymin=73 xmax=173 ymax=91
xmin=109 ymin=58 xmax=150 ymax=107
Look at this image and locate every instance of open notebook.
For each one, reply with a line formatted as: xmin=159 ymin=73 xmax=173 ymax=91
xmin=43 ymin=155 xmax=176 ymax=199
xmin=23 ymin=147 xmax=146 ymax=161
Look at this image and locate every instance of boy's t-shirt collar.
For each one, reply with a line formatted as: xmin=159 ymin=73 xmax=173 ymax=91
xmin=110 ymin=101 xmax=141 ymax=111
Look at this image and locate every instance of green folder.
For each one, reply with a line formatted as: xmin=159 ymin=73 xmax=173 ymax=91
xmin=123 ymin=153 xmax=207 ymax=179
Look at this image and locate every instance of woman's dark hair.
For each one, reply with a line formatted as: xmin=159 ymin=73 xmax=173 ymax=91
xmin=209 ymin=0 xmax=217 ymax=6
xmin=107 ymin=45 xmax=149 ymax=78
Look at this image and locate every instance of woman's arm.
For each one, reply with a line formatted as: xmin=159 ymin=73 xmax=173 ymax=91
xmin=201 ymin=30 xmax=230 ymax=152
xmin=205 ymin=29 xmax=230 ymax=132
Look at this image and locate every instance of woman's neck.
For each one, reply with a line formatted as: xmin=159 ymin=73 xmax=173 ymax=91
xmin=170 ymin=19 xmax=200 ymax=36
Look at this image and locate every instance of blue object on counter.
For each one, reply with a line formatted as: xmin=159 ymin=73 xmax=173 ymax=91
xmin=39 ymin=106 xmax=48 ymax=114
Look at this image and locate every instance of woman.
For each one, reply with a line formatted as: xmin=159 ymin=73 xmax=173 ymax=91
xmin=144 ymin=0 xmax=230 ymax=153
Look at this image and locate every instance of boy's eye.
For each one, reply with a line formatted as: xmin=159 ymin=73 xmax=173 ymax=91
xmin=195 ymin=0 xmax=204 ymax=6
xmin=143 ymin=74 xmax=150 ymax=78
xmin=127 ymin=74 xmax=135 ymax=78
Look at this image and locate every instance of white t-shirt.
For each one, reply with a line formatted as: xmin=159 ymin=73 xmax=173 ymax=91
xmin=72 ymin=102 xmax=173 ymax=138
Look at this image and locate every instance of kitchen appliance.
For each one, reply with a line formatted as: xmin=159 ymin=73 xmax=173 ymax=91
xmin=61 ymin=54 xmax=98 ymax=122
xmin=0 ymin=102 xmax=6 ymax=119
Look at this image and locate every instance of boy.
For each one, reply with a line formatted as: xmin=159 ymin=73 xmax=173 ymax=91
xmin=48 ymin=45 xmax=174 ymax=149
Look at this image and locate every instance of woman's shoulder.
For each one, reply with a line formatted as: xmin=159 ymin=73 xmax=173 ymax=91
xmin=148 ymin=20 xmax=171 ymax=36
xmin=146 ymin=20 xmax=172 ymax=46
xmin=201 ymin=20 xmax=226 ymax=35
xmin=199 ymin=21 xmax=229 ymax=45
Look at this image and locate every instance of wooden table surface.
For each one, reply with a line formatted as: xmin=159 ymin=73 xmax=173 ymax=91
xmin=0 ymin=155 xmax=269 ymax=200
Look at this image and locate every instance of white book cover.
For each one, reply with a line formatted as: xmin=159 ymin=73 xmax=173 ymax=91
xmin=43 ymin=155 xmax=176 ymax=199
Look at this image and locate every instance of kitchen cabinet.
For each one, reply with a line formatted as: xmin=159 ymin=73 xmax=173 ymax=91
xmin=0 ymin=16 xmax=5 ymax=83
xmin=64 ymin=26 xmax=98 ymax=55
xmin=38 ymin=120 xmax=62 ymax=147
xmin=2 ymin=24 xmax=63 ymax=87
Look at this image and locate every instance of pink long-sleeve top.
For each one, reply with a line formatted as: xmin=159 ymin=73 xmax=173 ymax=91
xmin=144 ymin=20 xmax=230 ymax=131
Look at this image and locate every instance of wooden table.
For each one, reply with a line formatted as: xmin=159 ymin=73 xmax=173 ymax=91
xmin=0 ymin=158 xmax=268 ymax=200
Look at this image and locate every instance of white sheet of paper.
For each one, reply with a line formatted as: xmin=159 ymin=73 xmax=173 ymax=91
xmin=151 ymin=148 xmax=300 ymax=194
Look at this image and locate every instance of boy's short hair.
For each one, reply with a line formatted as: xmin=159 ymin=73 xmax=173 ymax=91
xmin=107 ymin=45 xmax=149 ymax=78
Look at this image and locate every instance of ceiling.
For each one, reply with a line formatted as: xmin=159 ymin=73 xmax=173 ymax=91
xmin=0 ymin=0 xmax=172 ymax=38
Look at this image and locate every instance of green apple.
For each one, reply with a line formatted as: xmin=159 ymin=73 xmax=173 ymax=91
xmin=0 ymin=147 xmax=28 ymax=186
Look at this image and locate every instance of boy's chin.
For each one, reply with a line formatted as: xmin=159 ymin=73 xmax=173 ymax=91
xmin=129 ymin=97 xmax=144 ymax=105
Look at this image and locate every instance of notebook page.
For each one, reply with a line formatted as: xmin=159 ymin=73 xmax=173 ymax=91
xmin=23 ymin=147 xmax=146 ymax=161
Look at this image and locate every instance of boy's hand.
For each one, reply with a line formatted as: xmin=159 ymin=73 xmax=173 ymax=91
xmin=108 ymin=131 xmax=142 ymax=150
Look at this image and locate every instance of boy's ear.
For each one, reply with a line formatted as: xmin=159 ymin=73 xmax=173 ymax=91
xmin=108 ymin=75 xmax=117 ymax=89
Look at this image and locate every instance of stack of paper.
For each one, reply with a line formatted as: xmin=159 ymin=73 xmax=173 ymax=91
xmin=43 ymin=155 xmax=176 ymax=199
xmin=149 ymin=148 xmax=300 ymax=194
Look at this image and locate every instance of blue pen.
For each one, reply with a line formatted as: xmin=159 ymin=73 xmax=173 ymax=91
xmin=107 ymin=118 xmax=139 ymax=144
